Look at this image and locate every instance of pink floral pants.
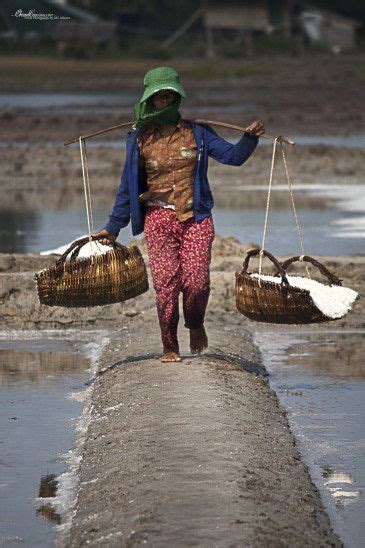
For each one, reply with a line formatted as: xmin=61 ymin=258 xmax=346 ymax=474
xmin=143 ymin=208 xmax=215 ymax=354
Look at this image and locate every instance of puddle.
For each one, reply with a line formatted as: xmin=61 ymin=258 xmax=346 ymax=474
xmin=0 ymin=331 xmax=106 ymax=547
xmin=221 ymin=183 xmax=365 ymax=243
xmin=254 ymin=327 xmax=365 ymax=547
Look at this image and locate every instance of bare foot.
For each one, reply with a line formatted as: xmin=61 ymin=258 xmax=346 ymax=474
xmin=190 ymin=325 xmax=208 ymax=354
xmin=160 ymin=351 xmax=182 ymax=362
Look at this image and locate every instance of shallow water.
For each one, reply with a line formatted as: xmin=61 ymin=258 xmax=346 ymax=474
xmin=1 ymin=91 xmax=365 ymax=150
xmin=0 ymin=91 xmax=255 ymax=117
xmin=0 ymin=91 xmax=138 ymax=109
xmin=0 ymin=332 xmax=102 ymax=546
xmin=254 ymin=328 xmax=365 ymax=548
xmin=1 ymin=203 xmax=364 ymax=256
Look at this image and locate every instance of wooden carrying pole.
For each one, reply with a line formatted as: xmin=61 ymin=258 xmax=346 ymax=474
xmin=63 ymin=119 xmax=295 ymax=146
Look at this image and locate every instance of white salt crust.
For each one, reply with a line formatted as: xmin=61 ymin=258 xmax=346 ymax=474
xmin=40 ymin=237 xmax=110 ymax=258
xmin=251 ymin=274 xmax=358 ymax=319
xmin=74 ymin=240 xmax=111 ymax=259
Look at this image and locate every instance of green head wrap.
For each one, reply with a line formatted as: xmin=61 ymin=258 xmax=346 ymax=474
xmin=133 ymin=66 xmax=186 ymax=129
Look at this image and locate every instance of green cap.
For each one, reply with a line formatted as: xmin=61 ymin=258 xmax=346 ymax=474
xmin=140 ymin=66 xmax=186 ymax=103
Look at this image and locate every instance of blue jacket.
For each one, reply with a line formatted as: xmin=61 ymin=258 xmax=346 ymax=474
xmin=104 ymin=121 xmax=259 ymax=236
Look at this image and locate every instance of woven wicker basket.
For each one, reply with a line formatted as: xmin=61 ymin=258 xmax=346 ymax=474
xmin=35 ymin=236 xmax=149 ymax=307
xmin=235 ymin=248 xmax=342 ymax=324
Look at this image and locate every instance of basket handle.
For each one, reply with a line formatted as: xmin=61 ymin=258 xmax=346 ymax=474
xmin=280 ymin=255 xmax=342 ymax=286
xmin=55 ymin=236 xmax=128 ymax=268
xmin=242 ymin=248 xmax=289 ymax=286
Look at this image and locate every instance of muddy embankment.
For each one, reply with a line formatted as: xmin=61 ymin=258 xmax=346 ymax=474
xmin=59 ymin=323 xmax=340 ymax=547
xmin=0 ymin=235 xmax=363 ymax=331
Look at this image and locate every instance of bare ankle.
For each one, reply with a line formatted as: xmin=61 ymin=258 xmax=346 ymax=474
xmin=189 ymin=325 xmax=208 ymax=354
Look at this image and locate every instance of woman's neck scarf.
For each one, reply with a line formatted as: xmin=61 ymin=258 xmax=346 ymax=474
xmin=133 ymin=95 xmax=182 ymax=129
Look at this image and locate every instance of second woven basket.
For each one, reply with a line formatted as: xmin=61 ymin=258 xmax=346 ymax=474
xmin=235 ymin=248 xmax=343 ymax=324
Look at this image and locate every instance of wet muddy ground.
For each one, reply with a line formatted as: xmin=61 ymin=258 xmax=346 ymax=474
xmin=1 ymin=141 xmax=364 ymax=213
xmin=1 ymin=55 xmax=364 ymax=138
xmin=0 ymin=238 xmax=364 ymax=331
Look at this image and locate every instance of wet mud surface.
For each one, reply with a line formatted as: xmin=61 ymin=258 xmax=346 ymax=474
xmin=1 ymin=55 xmax=364 ymax=216
xmin=0 ymin=237 xmax=363 ymax=331
xmin=0 ymin=141 xmax=363 ymax=213
xmin=1 ymin=55 xmax=364 ymax=139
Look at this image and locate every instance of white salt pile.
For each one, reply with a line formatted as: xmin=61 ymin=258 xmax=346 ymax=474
xmin=75 ymin=240 xmax=111 ymax=259
xmin=251 ymin=274 xmax=359 ymax=319
xmin=40 ymin=236 xmax=89 ymax=256
xmin=40 ymin=239 xmax=111 ymax=260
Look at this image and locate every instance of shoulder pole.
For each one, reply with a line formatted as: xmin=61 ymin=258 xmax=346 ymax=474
xmin=63 ymin=119 xmax=295 ymax=146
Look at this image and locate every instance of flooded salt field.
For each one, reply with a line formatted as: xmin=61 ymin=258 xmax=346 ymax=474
xmin=0 ymin=91 xmax=138 ymax=109
xmin=0 ymin=331 xmax=106 ymax=546
xmin=254 ymin=328 xmax=365 ymax=548
xmin=1 ymin=202 xmax=364 ymax=256
xmin=0 ymin=91 xmax=255 ymax=117
xmin=1 ymin=91 xmax=365 ymax=149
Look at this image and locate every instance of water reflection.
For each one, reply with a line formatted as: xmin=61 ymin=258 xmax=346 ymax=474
xmin=1 ymin=207 xmax=363 ymax=256
xmin=255 ymin=328 xmax=365 ymax=547
xmin=0 ymin=337 xmax=92 ymax=546
xmin=0 ymin=349 xmax=90 ymax=385
xmin=0 ymin=210 xmax=40 ymax=253
xmin=322 ymin=467 xmax=360 ymax=507
xmin=287 ymin=333 xmax=365 ymax=379
xmin=36 ymin=474 xmax=61 ymax=524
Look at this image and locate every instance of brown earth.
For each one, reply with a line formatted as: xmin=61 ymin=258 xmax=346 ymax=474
xmin=0 ymin=236 xmax=363 ymax=332
xmin=1 ymin=55 xmax=364 ymax=215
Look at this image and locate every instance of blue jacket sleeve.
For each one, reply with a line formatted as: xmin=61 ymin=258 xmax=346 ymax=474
xmin=206 ymin=125 xmax=259 ymax=166
xmin=103 ymin=162 xmax=131 ymax=236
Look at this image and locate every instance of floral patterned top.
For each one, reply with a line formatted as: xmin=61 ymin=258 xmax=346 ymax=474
xmin=137 ymin=120 xmax=197 ymax=221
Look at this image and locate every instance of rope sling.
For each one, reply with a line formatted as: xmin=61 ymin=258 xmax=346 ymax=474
xmin=234 ymin=136 xmax=360 ymax=324
xmin=79 ymin=137 xmax=95 ymax=245
xmin=34 ymin=137 xmax=149 ymax=307
xmin=258 ymin=137 xmax=311 ymax=285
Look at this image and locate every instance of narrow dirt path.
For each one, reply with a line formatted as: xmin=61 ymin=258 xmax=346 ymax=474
xmin=65 ymin=321 xmax=339 ymax=547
